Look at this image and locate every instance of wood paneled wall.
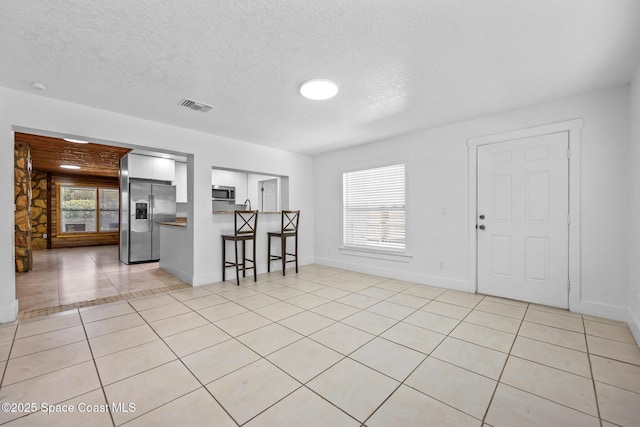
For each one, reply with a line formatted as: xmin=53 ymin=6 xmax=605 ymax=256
xmin=50 ymin=174 xmax=120 ymax=249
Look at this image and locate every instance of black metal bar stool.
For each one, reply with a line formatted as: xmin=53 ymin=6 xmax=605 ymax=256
xmin=267 ymin=210 xmax=300 ymax=276
xmin=222 ymin=210 xmax=258 ymax=285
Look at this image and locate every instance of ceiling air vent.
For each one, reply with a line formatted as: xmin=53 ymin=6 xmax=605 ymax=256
xmin=178 ymin=98 xmax=214 ymax=113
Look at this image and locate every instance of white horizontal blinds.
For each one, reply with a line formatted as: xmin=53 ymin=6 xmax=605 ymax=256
xmin=343 ymin=163 xmax=406 ymax=251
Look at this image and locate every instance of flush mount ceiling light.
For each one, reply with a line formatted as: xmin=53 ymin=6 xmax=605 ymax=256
xmin=60 ymin=165 xmax=80 ymax=170
xmin=63 ymin=138 xmax=89 ymax=144
xmin=300 ymin=79 xmax=339 ymax=100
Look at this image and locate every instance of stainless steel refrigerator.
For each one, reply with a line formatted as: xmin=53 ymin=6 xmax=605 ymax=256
xmin=126 ymin=181 xmax=176 ymax=263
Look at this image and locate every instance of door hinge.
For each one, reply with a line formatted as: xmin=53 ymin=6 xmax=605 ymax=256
xmin=567 ymin=280 xmax=571 ymax=291
xmin=567 ymin=214 xmax=570 ymax=225
xmin=567 ymin=148 xmax=571 ymax=159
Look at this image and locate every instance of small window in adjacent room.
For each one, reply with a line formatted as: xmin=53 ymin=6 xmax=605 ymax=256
xmin=60 ymin=186 xmax=97 ymax=233
xmin=99 ymin=188 xmax=120 ymax=231
xmin=343 ymin=163 xmax=406 ymax=252
xmin=59 ymin=185 xmax=119 ymax=234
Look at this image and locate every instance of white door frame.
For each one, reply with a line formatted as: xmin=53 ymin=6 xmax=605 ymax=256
xmin=467 ymin=119 xmax=582 ymax=310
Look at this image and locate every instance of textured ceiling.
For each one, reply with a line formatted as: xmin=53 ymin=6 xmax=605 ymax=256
xmin=1 ymin=1 xmax=639 ymax=155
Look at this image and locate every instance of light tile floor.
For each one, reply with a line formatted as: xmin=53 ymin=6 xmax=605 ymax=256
xmin=15 ymin=246 xmax=187 ymax=313
xmin=1 ymin=264 xmax=639 ymax=426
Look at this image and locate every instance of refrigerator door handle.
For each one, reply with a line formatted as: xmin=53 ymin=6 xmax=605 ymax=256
xmin=149 ymin=194 xmax=154 ymax=231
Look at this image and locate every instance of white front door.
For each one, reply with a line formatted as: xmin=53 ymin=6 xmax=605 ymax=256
xmin=477 ymin=131 xmax=569 ymax=308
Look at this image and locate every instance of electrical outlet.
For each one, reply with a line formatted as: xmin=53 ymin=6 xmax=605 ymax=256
xmin=441 ymin=207 xmax=447 ymax=215
xmin=43 ymin=233 xmax=47 ymax=239
xmin=439 ymin=261 xmax=444 ymax=269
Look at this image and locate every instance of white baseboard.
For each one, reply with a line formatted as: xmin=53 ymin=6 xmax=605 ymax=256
xmin=550 ymin=297 xmax=640 ymax=347
xmin=160 ymin=264 xmax=194 ymax=286
xmin=628 ymin=307 xmax=640 ymax=347
xmin=191 ymin=257 xmax=315 ymax=287
xmin=571 ymin=298 xmax=630 ymax=322
xmin=192 ymin=272 xmax=221 ymax=286
xmin=0 ymin=299 xmax=18 ymax=323
xmin=314 ymin=256 xmax=469 ymax=292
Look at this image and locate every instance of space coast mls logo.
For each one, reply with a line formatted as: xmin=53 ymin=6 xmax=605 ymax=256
xmin=1 ymin=401 xmax=137 ymax=415
xmin=111 ymin=402 xmax=136 ymax=413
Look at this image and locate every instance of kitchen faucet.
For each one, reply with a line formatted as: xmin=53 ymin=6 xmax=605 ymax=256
xmin=244 ymin=199 xmax=251 ymax=210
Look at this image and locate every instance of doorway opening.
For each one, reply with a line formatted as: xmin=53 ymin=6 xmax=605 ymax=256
xmin=13 ymin=128 xmax=191 ymax=313
xmin=259 ymin=178 xmax=278 ymax=212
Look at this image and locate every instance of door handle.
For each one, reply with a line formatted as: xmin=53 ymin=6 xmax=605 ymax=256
xmin=478 ymin=225 xmax=486 ymax=230
xmin=149 ymin=195 xmax=153 ymax=231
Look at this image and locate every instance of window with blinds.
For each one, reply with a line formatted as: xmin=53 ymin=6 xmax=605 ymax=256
xmin=343 ymin=163 xmax=406 ymax=251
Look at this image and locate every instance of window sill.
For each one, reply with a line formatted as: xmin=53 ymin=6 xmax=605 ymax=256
xmin=57 ymin=231 xmax=119 ymax=238
xmin=339 ymin=247 xmax=413 ymax=263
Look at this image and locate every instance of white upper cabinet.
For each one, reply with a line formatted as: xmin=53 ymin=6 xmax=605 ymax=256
xmin=128 ymin=154 xmax=153 ymax=179
xmin=153 ymin=157 xmax=175 ymax=181
xmin=128 ymin=154 xmax=175 ymax=181
xmin=174 ymin=162 xmax=187 ymax=203
xmin=211 ymin=169 xmax=238 ymax=187
xmin=235 ymin=173 xmax=248 ymax=202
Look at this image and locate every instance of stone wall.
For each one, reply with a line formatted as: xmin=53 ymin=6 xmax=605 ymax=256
xmin=14 ymin=142 xmax=32 ymax=272
xmin=31 ymin=171 xmax=48 ymax=250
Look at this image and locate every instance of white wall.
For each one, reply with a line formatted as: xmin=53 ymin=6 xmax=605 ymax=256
xmin=629 ymin=66 xmax=640 ymax=342
xmin=0 ymin=87 xmax=314 ymax=321
xmin=314 ymin=85 xmax=631 ymax=320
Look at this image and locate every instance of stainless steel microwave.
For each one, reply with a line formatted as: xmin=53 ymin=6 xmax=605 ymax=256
xmin=212 ymin=185 xmax=235 ymax=201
